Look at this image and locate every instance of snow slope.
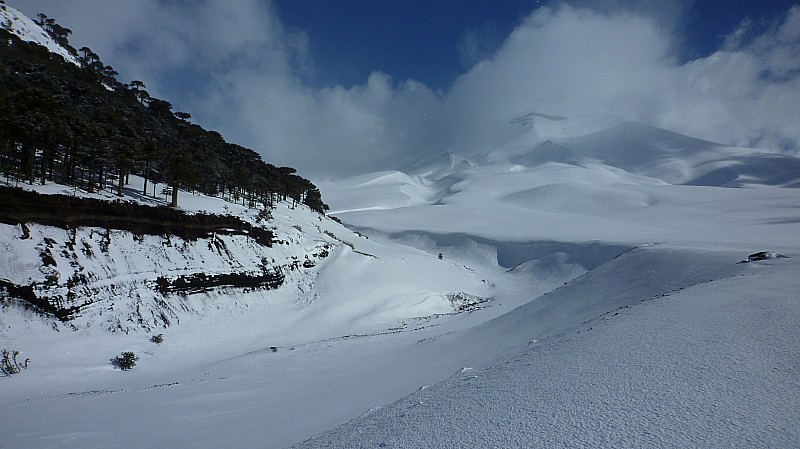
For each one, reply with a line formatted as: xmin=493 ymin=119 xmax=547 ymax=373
xmin=0 ymin=3 xmax=79 ymax=64
xmin=299 ymin=254 xmax=800 ymax=448
xmin=303 ymin=115 xmax=800 ymax=447
xmin=514 ymin=121 xmax=800 ymax=187
xmin=1 ymin=174 xmax=490 ymax=343
xmin=323 ymin=113 xmax=800 ymax=249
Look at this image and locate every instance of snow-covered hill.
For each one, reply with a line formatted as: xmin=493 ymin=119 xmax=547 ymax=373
xmin=302 ymin=115 xmax=800 ymax=446
xmin=299 ymin=250 xmax=800 ymax=448
xmin=323 ymin=113 xmax=800 ymax=249
xmin=514 ymin=120 xmax=800 ymax=187
xmin=0 ymin=176 xmax=489 ymax=341
xmin=0 ymin=3 xmax=78 ymax=64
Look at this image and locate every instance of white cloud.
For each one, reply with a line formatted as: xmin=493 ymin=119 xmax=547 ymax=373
xmin=442 ymin=4 xmax=800 ymax=154
xmin=443 ymin=7 xmax=671 ymax=147
xmin=659 ymin=6 xmax=800 ymax=151
xmin=13 ymin=1 xmax=800 ymax=177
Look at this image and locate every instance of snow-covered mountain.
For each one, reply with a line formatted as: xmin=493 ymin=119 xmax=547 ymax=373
xmin=511 ymin=119 xmax=800 ymax=187
xmin=323 ymin=112 xmax=800 ymax=246
xmin=303 ymin=113 xmax=800 ymax=447
xmin=2 ymin=5 xmax=799 ymax=448
xmin=3 ymin=111 xmax=796 ymax=448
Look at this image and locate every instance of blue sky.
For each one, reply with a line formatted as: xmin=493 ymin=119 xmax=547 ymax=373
xmin=274 ymin=1 xmax=536 ymax=89
xmin=273 ymin=0 xmax=800 ymax=90
xmin=13 ymin=1 xmax=800 ymax=177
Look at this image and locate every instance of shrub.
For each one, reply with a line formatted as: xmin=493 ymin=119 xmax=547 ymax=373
xmin=112 ymin=351 xmax=139 ymax=370
xmin=256 ymin=207 xmax=273 ymax=223
xmin=1 ymin=349 xmax=29 ymax=376
xmin=150 ymin=334 xmax=164 ymax=344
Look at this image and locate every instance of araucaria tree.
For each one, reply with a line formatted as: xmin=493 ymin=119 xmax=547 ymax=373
xmin=0 ymin=19 xmax=329 ymax=213
xmin=112 ymin=351 xmax=138 ymax=370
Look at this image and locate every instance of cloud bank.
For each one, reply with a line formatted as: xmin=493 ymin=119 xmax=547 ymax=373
xmin=17 ymin=1 xmax=800 ymax=178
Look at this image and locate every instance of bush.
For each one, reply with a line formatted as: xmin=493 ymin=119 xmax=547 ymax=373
xmin=150 ymin=334 xmax=164 ymax=344
xmin=256 ymin=207 xmax=273 ymax=223
xmin=1 ymin=349 xmax=29 ymax=376
xmin=112 ymin=351 xmax=139 ymax=370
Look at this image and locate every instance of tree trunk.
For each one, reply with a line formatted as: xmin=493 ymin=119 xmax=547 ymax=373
xmin=20 ymin=137 xmax=35 ymax=185
xmin=170 ymin=181 xmax=179 ymax=207
xmin=39 ymin=148 xmax=47 ymax=185
xmin=142 ymin=160 xmax=150 ymax=196
xmin=117 ymin=167 xmax=124 ymax=197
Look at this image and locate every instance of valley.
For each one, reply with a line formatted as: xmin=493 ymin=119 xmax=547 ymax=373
xmin=1 ymin=2 xmax=799 ymax=447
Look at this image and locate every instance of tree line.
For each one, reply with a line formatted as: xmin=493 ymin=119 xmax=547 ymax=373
xmin=0 ymin=14 xmax=327 ymax=213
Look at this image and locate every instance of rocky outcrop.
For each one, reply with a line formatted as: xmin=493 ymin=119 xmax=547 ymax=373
xmin=0 ymin=188 xmax=334 ymax=331
xmin=0 ymin=186 xmax=274 ymax=245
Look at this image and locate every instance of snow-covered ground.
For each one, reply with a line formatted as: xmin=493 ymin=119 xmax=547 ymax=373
xmin=0 ymin=175 xmax=500 ymax=448
xmin=2 ymin=111 xmax=799 ymax=448
xmin=0 ymin=3 xmax=79 ymax=64
xmin=305 ymin=113 xmax=800 ymax=447
xmin=298 ymin=253 xmax=800 ymax=448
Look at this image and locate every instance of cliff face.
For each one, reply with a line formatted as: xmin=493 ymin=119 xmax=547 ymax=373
xmin=0 ymin=188 xmax=334 ymax=333
xmin=0 ymin=186 xmax=275 ymax=245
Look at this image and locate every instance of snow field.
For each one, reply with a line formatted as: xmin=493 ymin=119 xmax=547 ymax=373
xmin=298 ymin=255 xmax=800 ymax=448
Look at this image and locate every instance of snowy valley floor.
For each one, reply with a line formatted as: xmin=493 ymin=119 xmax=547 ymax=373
xmin=2 ymin=244 xmax=798 ymax=448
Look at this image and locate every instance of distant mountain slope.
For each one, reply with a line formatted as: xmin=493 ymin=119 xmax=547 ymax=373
xmin=323 ymin=171 xmax=435 ymax=213
xmin=324 ymin=114 xmax=800 ymax=250
xmin=514 ymin=121 xmax=800 ymax=187
xmin=326 ymin=114 xmax=800 ymax=217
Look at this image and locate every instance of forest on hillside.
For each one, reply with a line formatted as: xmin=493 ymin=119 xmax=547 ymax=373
xmin=0 ymin=11 xmax=327 ymax=213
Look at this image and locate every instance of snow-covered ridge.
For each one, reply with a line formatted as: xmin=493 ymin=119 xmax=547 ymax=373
xmin=0 ymin=179 xmax=329 ymax=332
xmin=0 ymin=3 xmax=79 ymax=65
xmin=0 ymin=176 xmax=491 ymax=338
xmin=323 ymin=115 xmax=800 ymax=248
